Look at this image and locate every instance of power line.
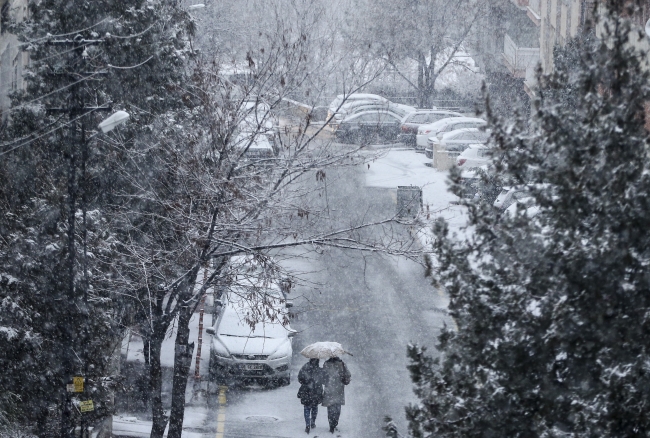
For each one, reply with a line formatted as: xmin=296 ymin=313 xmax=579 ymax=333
xmin=0 ymin=107 xmax=103 ymax=156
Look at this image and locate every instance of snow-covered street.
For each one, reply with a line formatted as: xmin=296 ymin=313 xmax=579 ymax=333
xmin=115 ymin=148 xmax=457 ymax=438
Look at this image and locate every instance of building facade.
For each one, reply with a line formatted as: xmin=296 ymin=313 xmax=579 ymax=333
xmin=0 ymin=0 xmax=28 ymax=119
xmin=501 ymin=0 xmax=650 ymax=96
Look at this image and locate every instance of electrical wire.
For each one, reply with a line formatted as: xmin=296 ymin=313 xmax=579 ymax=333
xmin=107 ymin=56 xmax=153 ymax=70
xmin=0 ymin=106 xmax=106 ymax=156
xmin=3 ymin=72 xmax=101 ymax=116
xmin=12 ymin=18 xmax=112 ymax=49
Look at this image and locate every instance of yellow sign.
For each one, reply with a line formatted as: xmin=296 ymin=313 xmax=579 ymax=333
xmin=73 ymin=377 xmax=84 ymax=393
xmin=79 ymin=400 xmax=94 ymax=413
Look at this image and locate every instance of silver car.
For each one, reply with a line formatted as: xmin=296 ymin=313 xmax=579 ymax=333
xmin=206 ymin=289 xmax=296 ymax=387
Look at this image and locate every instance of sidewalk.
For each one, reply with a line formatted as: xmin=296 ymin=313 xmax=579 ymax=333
xmin=114 ymin=310 xmax=214 ymax=437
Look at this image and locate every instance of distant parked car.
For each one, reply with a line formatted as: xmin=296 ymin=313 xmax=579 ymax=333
xmin=332 ymin=101 xmax=415 ymax=126
xmin=425 ymin=128 xmax=491 ymax=159
xmin=207 ymin=289 xmax=296 ymax=387
xmin=426 ymin=128 xmax=491 ymax=170
xmin=504 ymin=196 xmax=539 ymax=218
xmin=398 ymin=110 xmax=463 ymax=146
xmin=234 ymin=133 xmax=276 ymax=164
xmin=493 ymin=186 xmax=530 ymax=211
xmin=327 ymin=93 xmax=388 ymax=123
xmin=334 ymin=110 xmax=403 ymax=143
xmin=416 ymin=117 xmax=486 ymax=151
xmin=456 ymin=144 xmax=491 ymax=168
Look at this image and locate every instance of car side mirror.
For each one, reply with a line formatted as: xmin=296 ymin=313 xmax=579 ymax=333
xmin=205 ymin=327 xmax=216 ymax=336
xmin=288 ymin=329 xmax=298 ymax=338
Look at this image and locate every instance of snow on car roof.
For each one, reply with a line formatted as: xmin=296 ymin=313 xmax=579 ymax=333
xmin=440 ymin=127 xmax=481 ymax=139
xmin=343 ymin=109 xmax=401 ymax=121
xmin=234 ymin=133 xmax=273 ymax=150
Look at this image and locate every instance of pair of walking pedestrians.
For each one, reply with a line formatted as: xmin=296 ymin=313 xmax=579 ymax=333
xmin=298 ymin=357 xmax=351 ymax=434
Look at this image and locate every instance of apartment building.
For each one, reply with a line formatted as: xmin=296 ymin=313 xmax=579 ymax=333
xmin=502 ymin=0 xmax=650 ymax=96
xmin=0 ymin=0 xmax=28 ymax=118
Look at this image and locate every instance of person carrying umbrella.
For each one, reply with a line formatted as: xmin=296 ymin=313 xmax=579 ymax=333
xmin=300 ymin=342 xmax=352 ymax=434
xmin=322 ymin=356 xmax=351 ymax=434
xmin=298 ymin=358 xmax=326 ymax=434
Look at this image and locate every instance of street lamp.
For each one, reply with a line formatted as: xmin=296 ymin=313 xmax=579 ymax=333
xmin=73 ymin=110 xmax=129 ymax=438
xmin=97 ymin=110 xmax=130 ymax=133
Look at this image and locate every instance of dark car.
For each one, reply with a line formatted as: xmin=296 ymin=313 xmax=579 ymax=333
xmin=397 ymin=110 xmax=462 ymax=146
xmin=335 ymin=110 xmax=403 ymax=144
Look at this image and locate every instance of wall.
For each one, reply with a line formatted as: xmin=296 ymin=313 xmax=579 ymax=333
xmin=0 ymin=0 xmax=28 ymax=119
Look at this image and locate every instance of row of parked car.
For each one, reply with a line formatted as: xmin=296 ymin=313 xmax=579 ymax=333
xmin=328 ymin=93 xmax=491 ymax=169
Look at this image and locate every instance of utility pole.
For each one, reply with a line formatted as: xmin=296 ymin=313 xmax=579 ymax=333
xmin=48 ymin=34 xmax=111 ymax=438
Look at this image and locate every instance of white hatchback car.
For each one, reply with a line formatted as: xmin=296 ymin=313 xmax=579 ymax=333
xmin=416 ymin=117 xmax=486 ymax=150
xmin=327 ymin=93 xmax=388 ymax=122
xmin=207 ymin=289 xmax=296 ymax=387
xmin=456 ymin=144 xmax=492 ymax=168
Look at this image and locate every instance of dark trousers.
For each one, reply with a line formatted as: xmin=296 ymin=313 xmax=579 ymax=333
xmin=304 ymin=404 xmax=318 ymax=427
xmin=327 ymin=404 xmax=342 ymax=429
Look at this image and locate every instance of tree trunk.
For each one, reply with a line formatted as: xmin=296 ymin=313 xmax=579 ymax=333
xmin=166 ymin=304 xmax=196 ymax=438
xmin=417 ymin=52 xmax=427 ymax=108
xmin=149 ymin=332 xmax=167 ymax=438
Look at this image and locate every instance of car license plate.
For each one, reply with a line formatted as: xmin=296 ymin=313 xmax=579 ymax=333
xmin=244 ymin=364 xmax=264 ymax=370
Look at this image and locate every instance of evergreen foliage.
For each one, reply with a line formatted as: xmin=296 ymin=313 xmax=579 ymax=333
xmin=0 ymin=0 xmax=193 ymax=429
xmin=397 ymin=7 xmax=650 ymax=438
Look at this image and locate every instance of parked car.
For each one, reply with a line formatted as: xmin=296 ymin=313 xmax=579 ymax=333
xmin=334 ymin=110 xmax=403 ymax=143
xmin=425 ymin=128 xmax=491 ymax=159
xmin=456 ymin=143 xmax=491 ymax=168
xmin=426 ymin=128 xmax=491 ymax=170
xmin=207 ymin=289 xmax=296 ymax=387
xmin=493 ymin=186 xmax=531 ymax=211
xmin=416 ymin=117 xmax=486 ymax=151
xmin=234 ymin=133 xmax=275 ymax=163
xmin=398 ymin=110 xmax=463 ymax=146
xmin=327 ymin=93 xmax=388 ymax=122
xmin=458 ymin=167 xmax=484 ymax=198
xmin=332 ymin=101 xmax=415 ymax=126
xmin=504 ymin=196 xmax=539 ymax=218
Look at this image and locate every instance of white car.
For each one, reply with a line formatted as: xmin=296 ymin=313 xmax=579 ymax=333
xmin=331 ymin=101 xmax=415 ymax=125
xmin=416 ymin=117 xmax=486 ymax=150
xmin=426 ymin=128 xmax=490 ymax=170
xmin=504 ymin=197 xmax=540 ymax=218
xmin=456 ymin=144 xmax=491 ymax=168
xmin=206 ymin=289 xmax=295 ymax=387
xmin=327 ymin=93 xmax=388 ymax=121
xmin=425 ymin=128 xmax=491 ymax=159
xmin=234 ymin=133 xmax=275 ymax=162
xmin=493 ymin=186 xmax=531 ymax=211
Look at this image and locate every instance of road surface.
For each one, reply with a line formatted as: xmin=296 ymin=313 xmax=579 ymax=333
xmin=203 ymin=150 xmax=455 ymax=438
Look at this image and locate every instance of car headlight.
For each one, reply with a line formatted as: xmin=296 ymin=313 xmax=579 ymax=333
xmin=268 ymin=342 xmax=292 ymax=360
xmin=212 ymin=341 xmax=231 ymax=359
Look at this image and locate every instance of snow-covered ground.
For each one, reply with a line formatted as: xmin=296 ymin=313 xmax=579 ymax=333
xmin=363 ymin=147 xmax=469 ymax=247
xmin=115 ymin=148 xmax=462 ymax=438
xmin=116 ymin=311 xmax=214 ymax=437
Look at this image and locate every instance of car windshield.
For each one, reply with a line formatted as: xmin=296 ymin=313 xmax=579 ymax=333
xmin=218 ymin=304 xmax=289 ymax=339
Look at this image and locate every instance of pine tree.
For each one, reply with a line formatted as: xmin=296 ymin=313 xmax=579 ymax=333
xmin=397 ymin=4 xmax=650 ymax=438
xmin=0 ymin=0 xmax=193 ymax=432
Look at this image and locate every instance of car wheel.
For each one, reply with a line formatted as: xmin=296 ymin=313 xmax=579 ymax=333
xmin=280 ymin=376 xmax=291 ymax=387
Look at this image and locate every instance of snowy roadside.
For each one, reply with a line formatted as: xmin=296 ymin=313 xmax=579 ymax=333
xmin=362 ymin=147 xmax=469 ymax=249
xmin=115 ymin=310 xmax=214 ymax=437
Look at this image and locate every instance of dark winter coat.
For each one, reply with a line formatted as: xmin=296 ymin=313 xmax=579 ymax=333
xmin=297 ymin=359 xmax=325 ymax=406
xmin=321 ymin=357 xmax=351 ymax=407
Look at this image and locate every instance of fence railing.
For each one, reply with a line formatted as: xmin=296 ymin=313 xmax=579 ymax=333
xmin=527 ymin=0 xmax=541 ymax=17
xmin=503 ymin=33 xmax=540 ymax=73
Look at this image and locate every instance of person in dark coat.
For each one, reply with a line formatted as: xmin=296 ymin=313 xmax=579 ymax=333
xmin=298 ymin=358 xmax=325 ymax=434
xmin=321 ymin=356 xmax=351 ymax=434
